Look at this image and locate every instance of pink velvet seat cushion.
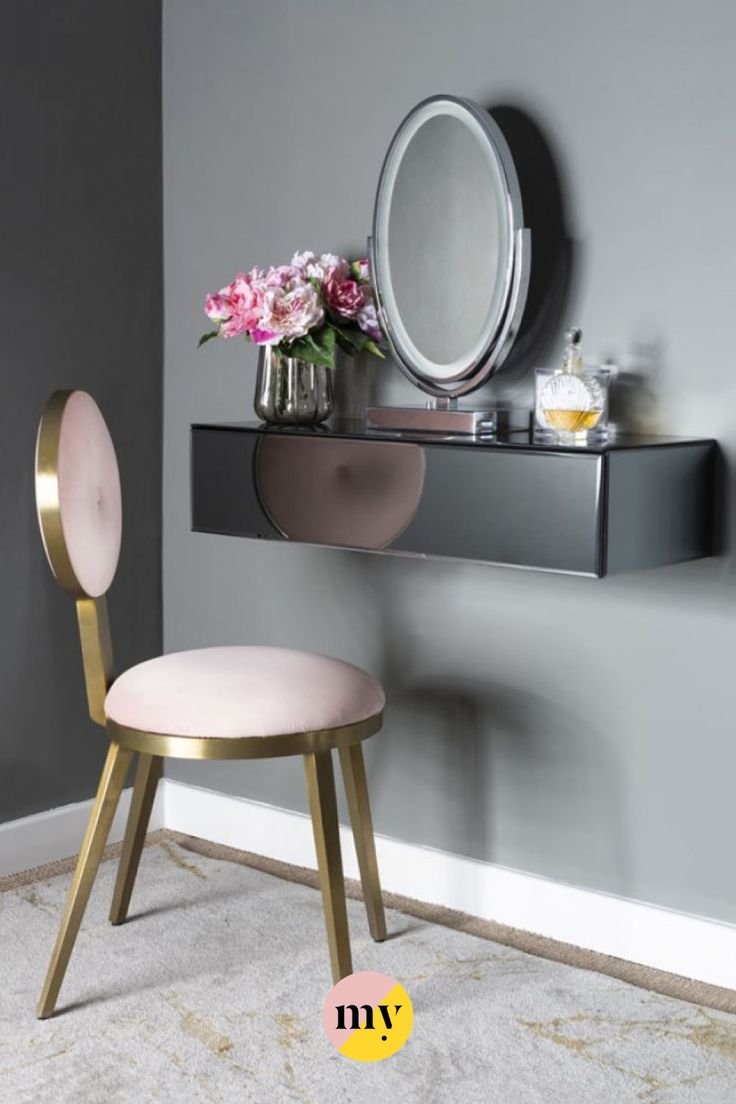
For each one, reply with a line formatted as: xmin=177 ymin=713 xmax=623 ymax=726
xmin=104 ymin=646 xmax=385 ymax=738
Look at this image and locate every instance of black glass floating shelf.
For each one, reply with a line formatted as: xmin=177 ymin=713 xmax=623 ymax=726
xmin=191 ymin=421 xmax=717 ymax=578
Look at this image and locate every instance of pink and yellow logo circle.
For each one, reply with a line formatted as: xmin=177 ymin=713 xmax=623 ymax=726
xmin=323 ymin=971 xmax=413 ymax=1062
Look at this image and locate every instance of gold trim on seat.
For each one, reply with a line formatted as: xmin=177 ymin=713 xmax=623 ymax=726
xmin=106 ymin=712 xmax=382 ymax=761
xmin=34 ymin=390 xmax=387 ymax=1019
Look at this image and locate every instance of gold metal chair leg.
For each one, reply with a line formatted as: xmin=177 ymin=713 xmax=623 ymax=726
xmin=110 ymin=753 xmax=163 ymax=925
xmin=304 ymin=750 xmax=352 ymax=983
xmin=37 ymin=741 xmax=133 ymax=1019
xmin=339 ymin=743 xmax=387 ymax=942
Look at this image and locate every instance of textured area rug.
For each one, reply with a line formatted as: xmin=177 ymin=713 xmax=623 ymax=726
xmin=2 ymin=836 xmax=736 ymax=1103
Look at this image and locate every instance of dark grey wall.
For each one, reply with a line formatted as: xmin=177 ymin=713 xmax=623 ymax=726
xmin=163 ymin=1 xmax=736 ymax=923
xmin=0 ymin=1 xmax=162 ymax=821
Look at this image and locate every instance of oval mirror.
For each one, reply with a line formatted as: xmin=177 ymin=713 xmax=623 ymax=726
xmin=370 ymin=95 xmax=530 ymax=398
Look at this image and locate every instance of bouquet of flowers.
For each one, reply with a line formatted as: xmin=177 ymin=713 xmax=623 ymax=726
xmin=199 ymin=251 xmax=385 ymax=369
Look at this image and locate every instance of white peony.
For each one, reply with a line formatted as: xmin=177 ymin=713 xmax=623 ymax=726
xmin=260 ymin=278 xmax=324 ymax=339
xmin=290 ymin=250 xmax=349 ymax=283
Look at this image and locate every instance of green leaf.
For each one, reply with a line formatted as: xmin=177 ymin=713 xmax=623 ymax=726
xmin=329 ymin=321 xmax=386 ymax=360
xmin=312 ymin=325 xmax=337 ymax=362
xmin=316 ymin=324 xmax=336 ymax=356
xmin=335 ymin=331 xmax=360 ymax=356
xmin=330 ymin=322 xmax=363 ymax=356
xmin=197 ymin=329 xmax=220 ymax=349
xmin=284 ymin=336 xmax=309 ymax=359
xmin=287 ymin=329 xmax=336 ymax=369
xmin=311 ymin=347 xmax=337 ymax=369
xmin=364 ymin=340 xmax=386 ymax=359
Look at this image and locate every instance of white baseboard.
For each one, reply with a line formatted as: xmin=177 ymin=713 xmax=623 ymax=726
xmin=0 ymin=786 xmax=166 ymax=879
xmin=164 ymin=779 xmax=736 ymax=991
xmin=3 ymin=777 xmax=735 ymax=990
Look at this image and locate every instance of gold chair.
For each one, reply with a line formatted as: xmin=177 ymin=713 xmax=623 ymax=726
xmin=34 ymin=389 xmax=386 ymax=1019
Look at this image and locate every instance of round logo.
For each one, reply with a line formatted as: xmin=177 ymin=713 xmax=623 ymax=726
xmin=322 ymin=971 xmax=413 ymax=1062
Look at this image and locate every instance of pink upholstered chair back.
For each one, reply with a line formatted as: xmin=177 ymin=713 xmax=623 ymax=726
xmin=35 ymin=390 xmax=122 ymax=598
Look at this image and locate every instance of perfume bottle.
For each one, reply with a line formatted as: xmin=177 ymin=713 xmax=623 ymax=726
xmin=535 ymin=327 xmax=610 ymax=445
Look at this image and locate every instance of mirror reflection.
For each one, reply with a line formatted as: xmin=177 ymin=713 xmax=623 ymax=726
xmin=388 ymin=112 xmax=506 ymax=369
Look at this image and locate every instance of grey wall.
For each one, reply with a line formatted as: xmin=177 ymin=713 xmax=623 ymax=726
xmin=0 ymin=1 xmax=162 ymax=821
xmin=163 ymin=0 xmax=736 ymax=923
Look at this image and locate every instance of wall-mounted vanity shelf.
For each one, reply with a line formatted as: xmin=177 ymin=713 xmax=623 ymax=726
xmin=191 ymin=423 xmax=716 ymax=578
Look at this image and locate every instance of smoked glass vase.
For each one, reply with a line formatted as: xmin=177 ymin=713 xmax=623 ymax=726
xmin=254 ymin=346 xmax=334 ymax=425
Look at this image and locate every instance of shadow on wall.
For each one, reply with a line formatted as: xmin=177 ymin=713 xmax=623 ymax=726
xmin=366 ymin=644 xmax=631 ymax=894
xmin=333 ymin=351 xmax=380 ymax=421
xmin=606 ymin=339 xmax=665 ymax=434
xmin=483 ymin=104 xmax=675 ymax=451
xmin=484 ymin=103 xmax=578 ymax=391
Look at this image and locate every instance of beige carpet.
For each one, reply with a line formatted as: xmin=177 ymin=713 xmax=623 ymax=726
xmin=2 ymin=833 xmax=736 ymax=1103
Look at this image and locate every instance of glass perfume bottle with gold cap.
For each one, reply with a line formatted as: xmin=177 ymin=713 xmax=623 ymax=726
xmin=535 ymin=327 xmax=610 ymax=445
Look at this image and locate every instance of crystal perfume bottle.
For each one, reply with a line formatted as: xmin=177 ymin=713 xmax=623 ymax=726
xmin=535 ymin=328 xmax=610 ymax=445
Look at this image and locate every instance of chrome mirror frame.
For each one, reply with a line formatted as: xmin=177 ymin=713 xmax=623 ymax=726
xmin=369 ymin=94 xmax=530 ymax=400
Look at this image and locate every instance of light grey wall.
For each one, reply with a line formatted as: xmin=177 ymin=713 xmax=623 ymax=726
xmin=163 ymin=0 xmax=736 ymax=923
xmin=0 ymin=0 xmax=162 ymax=822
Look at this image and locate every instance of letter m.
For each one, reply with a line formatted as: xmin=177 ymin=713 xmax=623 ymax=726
xmin=335 ymin=1004 xmax=375 ymax=1030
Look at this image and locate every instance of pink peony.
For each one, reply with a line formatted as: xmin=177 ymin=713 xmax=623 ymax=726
xmin=204 ymin=291 xmax=231 ymax=321
xmin=319 ymin=253 xmax=349 ymax=280
xmin=259 ymin=279 xmax=324 ymax=341
xmin=204 ymin=271 xmax=267 ymax=338
xmin=202 ymin=254 xmax=384 ymax=356
xmin=265 ymin=264 xmax=300 ymax=288
xmin=220 ymin=274 xmax=265 ymax=338
xmin=325 ymin=276 xmax=364 ymax=320
xmin=250 ymin=327 xmax=281 ymax=346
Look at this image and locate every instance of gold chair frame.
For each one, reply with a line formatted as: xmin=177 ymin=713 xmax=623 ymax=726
xmin=35 ymin=391 xmax=386 ymax=1019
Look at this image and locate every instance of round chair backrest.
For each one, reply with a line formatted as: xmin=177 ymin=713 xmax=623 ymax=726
xmin=35 ymin=390 xmax=122 ymax=598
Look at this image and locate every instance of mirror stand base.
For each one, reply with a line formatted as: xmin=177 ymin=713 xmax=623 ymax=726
xmin=364 ymin=405 xmax=530 ymax=436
